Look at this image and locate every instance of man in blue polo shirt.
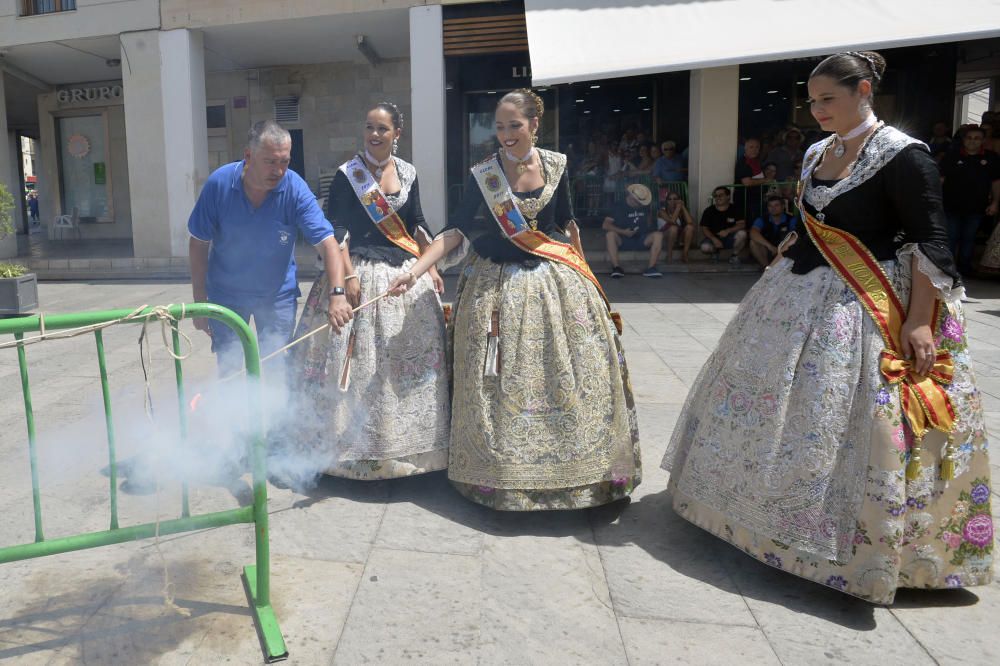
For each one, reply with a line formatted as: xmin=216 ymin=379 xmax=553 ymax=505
xmin=749 ymin=195 xmax=797 ymax=269
xmin=189 ymin=120 xmax=352 ymax=375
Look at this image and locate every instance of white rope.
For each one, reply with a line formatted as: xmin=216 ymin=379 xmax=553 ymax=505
xmin=0 ymin=304 xmax=194 ymax=360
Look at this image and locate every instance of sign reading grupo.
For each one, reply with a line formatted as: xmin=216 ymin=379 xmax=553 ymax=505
xmin=56 ymin=85 xmax=123 ymax=105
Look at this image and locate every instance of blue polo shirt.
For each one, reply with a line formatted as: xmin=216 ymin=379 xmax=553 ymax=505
xmin=188 ymin=161 xmax=334 ymax=305
xmin=752 ymin=212 xmax=797 ymax=245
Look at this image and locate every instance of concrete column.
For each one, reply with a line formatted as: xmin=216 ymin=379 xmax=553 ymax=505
xmin=0 ymin=77 xmax=18 ymax=259
xmin=409 ymin=5 xmax=447 ymax=232
xmin=121 ymin=28 xmax=208 ymax=258
xmin=687 ymin=66 xmax=740 ymax=223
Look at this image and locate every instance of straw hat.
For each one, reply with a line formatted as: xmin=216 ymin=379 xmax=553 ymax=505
xmin=626 ymin=183 xmax=652 ymax=206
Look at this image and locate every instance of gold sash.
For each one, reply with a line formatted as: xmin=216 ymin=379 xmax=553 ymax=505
xmin=340 ymin=156 xmax=420 ymax=257
xmin=799 ymin=209 xmax=957 ymax=478
xmin=471 ymin=154 xmax=623 ymax=335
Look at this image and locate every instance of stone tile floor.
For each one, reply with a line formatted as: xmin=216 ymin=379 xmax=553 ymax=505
xmin=0 ymin=274 xmax=997 ymax=664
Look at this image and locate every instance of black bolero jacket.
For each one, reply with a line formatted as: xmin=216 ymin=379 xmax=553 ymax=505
xmin=447 ymin=154 xmax=575 ymax=266
xmin=789 ymin=142 xmax=960 ymax=286
xmin=326 ymin=165 xmax=426 ymax=267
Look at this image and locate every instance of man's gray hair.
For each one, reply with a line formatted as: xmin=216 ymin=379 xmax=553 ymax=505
xmin=247 ymin=120 xmax=291 ymax=152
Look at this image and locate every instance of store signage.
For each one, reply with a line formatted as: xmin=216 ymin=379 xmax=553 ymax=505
xmin=512 ymin=65 xmax=531 ymax=79
xmin=56 ymin=85 xmax=123 ymax=104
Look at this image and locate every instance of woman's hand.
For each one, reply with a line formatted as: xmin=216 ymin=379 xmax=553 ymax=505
xmin=345 ymin=278 xmax=361 ymax=309
xmin=901 ymin=318 xmax=936 ymax=375
xmin=428 ymin=266 xmax=445 ymax=295
xmin=388 ymin=271 xmax=416 ymax=297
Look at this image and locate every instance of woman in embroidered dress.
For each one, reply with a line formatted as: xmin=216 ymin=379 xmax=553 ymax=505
xmin=287 ymin=102 xmax=450 ymax=480
xmin=388 ymin=89 xmax=641 ymax=511
xmin=661 ymin=52 xmax=992 ymax=603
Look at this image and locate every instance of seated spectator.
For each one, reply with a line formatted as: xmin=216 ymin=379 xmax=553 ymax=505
xmin=928 ymin=121 xmax=953 ymax=162
xmin=657 ymin=192 xmax=695 ymax=263
xmin=941 ymin=125 xmax=1000 ymax=275
xmin=750 ymin=196 xmax=797 ymax=268
xmin=735 ymin=137 xmax=767 ymax=221
xmin=653 ymin=140 xmax=686 ymax=185
xmin=700 ymin=186 xmax=747 ymax=265
xmin=603 ymin=183 xmax=664 ymax=278
xmin=766 ymin=127 xmax=805 ymax=182
xmin=603 ymin=142 xmax=626 ymax=205
xmin=619 ymin=127 xmax=638 ymax=153
xmin=633 ymin=144 xmax=656 ymax=175
xmin=762 ymin=162 xmax=794 ymax=204
xmin=578 ymin=140 xmax=605 ymax=177
xmin=623 ymin=146 xmax=640 ymax=170
xmin=982 ymin=121 xmax=996 ymax=154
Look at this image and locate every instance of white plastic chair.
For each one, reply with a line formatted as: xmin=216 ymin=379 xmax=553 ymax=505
xmin=53 ymin=208 xmax=81 ymax=240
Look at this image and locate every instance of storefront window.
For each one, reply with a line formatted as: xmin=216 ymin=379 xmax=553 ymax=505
xmin=57 ymin=114 xmax=111 ymax=223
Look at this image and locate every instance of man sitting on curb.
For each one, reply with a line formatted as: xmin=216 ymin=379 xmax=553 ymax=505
xmin=603 ymin=183 xmax=664 ymax=278
xmin=699 ymin=186 xmax=747 ymax=265
xmin=749 ymin=196 xmax=797 ymax=269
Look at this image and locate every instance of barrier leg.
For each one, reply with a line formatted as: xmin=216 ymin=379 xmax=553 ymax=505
xmin=241 ymin=338 xmax=287 ymax=662
xmin=16 ymin=333 xmax=44 ymax=542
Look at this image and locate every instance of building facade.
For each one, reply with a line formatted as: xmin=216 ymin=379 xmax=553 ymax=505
xmin=0 ymin=0 xmax=999 ymax=272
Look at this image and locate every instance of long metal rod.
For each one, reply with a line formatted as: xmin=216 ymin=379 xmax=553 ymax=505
xmin=0 ymin=507 xmax=253 ymax=564
xmin=94 ymin=330 xmax=120 ymax=529
xmin=172 ymin=327 xmax=190 ymax=518
xmin=15 ymin=332 xmax=43 ymax=543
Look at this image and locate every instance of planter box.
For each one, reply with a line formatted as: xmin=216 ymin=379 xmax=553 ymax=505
xmin=0 ymin=274 xmax=39 ymax=315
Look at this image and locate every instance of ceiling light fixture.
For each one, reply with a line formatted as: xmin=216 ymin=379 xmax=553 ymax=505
xmin=356 ymin=35 xmax=381 ymax=66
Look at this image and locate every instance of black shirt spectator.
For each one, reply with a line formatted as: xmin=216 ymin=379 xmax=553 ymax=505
xmin=941 ymin=139 xmax=1000 ymax=216
xmin=701 ymin=203 xmax=746 ymax=235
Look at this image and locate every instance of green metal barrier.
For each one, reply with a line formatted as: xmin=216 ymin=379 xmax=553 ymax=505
xmin=714 ymin=180 xmax=802 ymax=219
xmin=0 ymin=303 xmax=287 ymax=663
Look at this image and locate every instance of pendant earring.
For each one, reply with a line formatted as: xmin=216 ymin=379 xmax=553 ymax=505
xmin=392 ymin=138 xmax=399 ymax=154
xmin=531 ymin=132 xmax=538 ymax=146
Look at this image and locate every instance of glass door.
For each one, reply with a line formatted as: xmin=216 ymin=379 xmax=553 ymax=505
xmin=56 ymin=113 xmax=113 ymax=223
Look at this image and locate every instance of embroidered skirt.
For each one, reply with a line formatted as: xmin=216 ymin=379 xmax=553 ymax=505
xmin=447 ymin=254 xmax=641 ymax=510
xmin=661 ymin=255 xmax=992 ymax=603
xmin=979 ymin=222 xmax=1000 ymax=272
xmin=287 ymin=256 xmax=450 ymax=480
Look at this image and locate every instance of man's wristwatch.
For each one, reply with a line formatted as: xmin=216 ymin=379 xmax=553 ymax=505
xmin=329 ymin=286 xmax=346 ymax=297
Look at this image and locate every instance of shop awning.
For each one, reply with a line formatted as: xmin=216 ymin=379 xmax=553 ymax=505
xmin=525 ymin=0 xmax=1000 ymax=85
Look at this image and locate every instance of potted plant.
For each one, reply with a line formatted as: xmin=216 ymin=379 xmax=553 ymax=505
xmin=0 ymin=183 xmax=37 ymax=315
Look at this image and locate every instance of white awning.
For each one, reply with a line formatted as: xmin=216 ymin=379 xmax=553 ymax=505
xmin=525 ymin=0 xmax=1000 ymax=85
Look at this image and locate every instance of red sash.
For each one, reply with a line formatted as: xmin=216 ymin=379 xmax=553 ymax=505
xmin=799 ymin=211 xmax=956 ymax=444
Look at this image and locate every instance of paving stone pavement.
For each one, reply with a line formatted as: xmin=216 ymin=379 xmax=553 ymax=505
xmin=1 ymin=274 xmax=999 ymax=665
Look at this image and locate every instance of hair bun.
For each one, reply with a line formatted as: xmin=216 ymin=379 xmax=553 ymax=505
xmin=513 ymin=88 xmax=544 ymax=118
xmin=498 ymin=89 xmax=545 ymax=121
xmin=856 ymin=51 xmax=886 ymax=81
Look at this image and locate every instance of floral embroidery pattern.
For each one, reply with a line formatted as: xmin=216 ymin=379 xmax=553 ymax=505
xmin=826 ymin=575 xmax=849 ymax=591
xmin=665 ymin=236 xmax=993 ymax=603
xmin=936 ymin=477 xmax=994 ymax=565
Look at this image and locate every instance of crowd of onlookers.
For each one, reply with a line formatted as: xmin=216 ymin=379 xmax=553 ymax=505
xmin=585 ymin=111 xmax=1000 ymax=278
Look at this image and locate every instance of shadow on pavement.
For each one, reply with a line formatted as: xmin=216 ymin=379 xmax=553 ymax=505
xmin=281 ymin=469 xmax=625 ymax=539
xmin=0 ymin=555 xmax=250 ymax=663
xmin=593 ymin=488 xmax=979 ymax=630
